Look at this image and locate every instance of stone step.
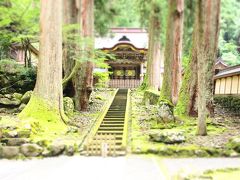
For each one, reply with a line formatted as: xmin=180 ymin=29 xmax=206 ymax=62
xmin=97 ymin=131 xmax=123 ymax=135
xmin=102 ymin=122 xmax=124 ymax=124
xmin=104 ymin=116 xmax=125 ymax=118
xmin=101 ymin=122 xmax=124 ymax=125
xmin=98 ymin=126 xmax=124 ymax=129
xmin=103 ymin=117 xmax=125 ymax=119
xmin=99 ymin=124 xmax=124 ymax=128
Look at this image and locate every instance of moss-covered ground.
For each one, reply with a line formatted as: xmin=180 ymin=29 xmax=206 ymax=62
xmin=0 ymin=88 xmax=116 ymax=157
xmin=130 ymin=89 xmax=240 ymax=157
xmin=186 ymin=168 xmax=240 ymax=180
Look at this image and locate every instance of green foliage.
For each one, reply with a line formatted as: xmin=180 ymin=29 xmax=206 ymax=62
xmin=63 ymin=24 xmax=115 ymax=66
xmin=0 ymin=59 xmax=36 ymax=93
xmin=94 ymin=0 xmax=118 ymax=36
xmin=183 ymin=0 xmax=196 ymax=55
xmin=214 ymin=95 xmax=240 ymax=114
xmin=111 ymin=0 xmax=140 ymax=28
xmin=136 ymin=0 xmax=167 ymax=45
xmin=93 ymin=72 xmax=110 ymax=88
xmin=219 ymin=39 xmax=240 ymax=65
xmin=0 ymin=0 xmax=39 ymax=58
xmin=220 ymin=0 xmax=240 ymax=43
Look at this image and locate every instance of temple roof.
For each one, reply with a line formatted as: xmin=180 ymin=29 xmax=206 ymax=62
xmin=95 ymin=28 xmax=148 ymax=49
xmin=215 ymin=64 xmax=240 ymax=79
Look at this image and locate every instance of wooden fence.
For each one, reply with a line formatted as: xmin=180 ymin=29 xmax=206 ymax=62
xmin=109 ymin=79 xmax=142 ymax=88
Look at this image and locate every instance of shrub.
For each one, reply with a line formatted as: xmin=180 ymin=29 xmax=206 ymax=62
xmin=214 ymin=95 xmax=240 ymax=115
xmin=0 ymin=59 xmax=36 ymax=94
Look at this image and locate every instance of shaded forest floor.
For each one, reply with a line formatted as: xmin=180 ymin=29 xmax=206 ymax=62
xmin=130 ymin=90 xmax=240 ymax=157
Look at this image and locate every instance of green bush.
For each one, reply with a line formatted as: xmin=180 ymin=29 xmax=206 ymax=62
xmin=0 ymin=59 xmax=36 ymax=94
xmin=214 ymin=95 xmax=240 ymax=114
xmin=93 ymin=72 xmax=110 ymax=88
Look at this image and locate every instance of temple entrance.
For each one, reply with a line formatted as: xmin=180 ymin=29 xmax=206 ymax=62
xmin=109 ymin=64 xmax=141 ymax=88
xmin=101 ymin=39 xmax=147 ymax=88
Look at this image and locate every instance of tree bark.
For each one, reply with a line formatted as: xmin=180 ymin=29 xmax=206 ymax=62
xmin=62 ymin=0 xmax=81 ymax=96
xmin=197 ymin=0 xmax=221 ymax=135
xmin=19 ymin=0 xmax=66 ymax=125
xmin=74 ymin=0 xmax=94 ymax=111
xmin=175 ymin=2 xmax=198 ymax=116
xmin=160 ymin=0 xmax=184 ymax=104
xmin=145 ymin=0 xmax=161 ymax=90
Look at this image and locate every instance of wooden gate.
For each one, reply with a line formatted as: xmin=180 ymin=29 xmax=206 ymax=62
xmin=109 ymin=79 xmax=141 ymax=88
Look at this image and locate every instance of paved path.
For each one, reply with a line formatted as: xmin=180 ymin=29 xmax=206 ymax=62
xmin=160 ymin=158 xmax=240 ymax=179
xmin=0 ymin=155 xmax=165 ymax=180
xmin=0 ymin=156 xmax=240 ymax=180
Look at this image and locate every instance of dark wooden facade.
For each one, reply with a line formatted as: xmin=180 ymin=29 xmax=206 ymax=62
xmin=102 ymin=42 xmax=147 ymax=88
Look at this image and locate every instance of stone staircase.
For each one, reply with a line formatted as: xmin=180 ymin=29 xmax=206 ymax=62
xmin=84 ymin=89 xmax=128 ymax=156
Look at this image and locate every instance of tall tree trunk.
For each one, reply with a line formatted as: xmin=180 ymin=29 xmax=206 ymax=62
xmin=145 ymin=0 xmax=161 ymax=90
xmin=160 ymin=0 xmax=184 ymax=104
xmin=197 ymin=0 xmax=221 ymax=135
xmin=74 ymin=0 xmax=94 ymax=111
xmin=62 ymin=0 xmax=81 ymax=96
xmin=19 ymin=0 xmax=66 ymax=125
xmin=175 ymin=2 xmax=198 ymax=116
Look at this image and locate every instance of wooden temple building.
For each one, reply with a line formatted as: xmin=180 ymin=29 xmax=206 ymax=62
xmin=214 ymin=64 xmax=240 ymax=95
xmin=10 ymin=27 xmax=240 ymax=93
xmin=95 ymin=28 xmax=150 ymax=88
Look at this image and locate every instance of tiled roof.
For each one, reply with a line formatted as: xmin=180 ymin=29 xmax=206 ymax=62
xmin=215 ymin=64 xmax=240 ymax=79
xmin=95 ymin=28 xmax=148 ymax=49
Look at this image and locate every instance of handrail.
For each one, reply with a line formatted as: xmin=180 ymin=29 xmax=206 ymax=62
xmin=80 ymin=89 xmax=118 ymax=149
xmin=121 ymin=89 xmax=130 ymax=151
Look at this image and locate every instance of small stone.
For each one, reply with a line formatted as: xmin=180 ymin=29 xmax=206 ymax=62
xmin=63 ymin=97 xmax=74 ymax=116
xmin=0 ymin=98 xmax=21 ymax=106
xmin=20 ymin=144 xmax=43 ymax=157
xmin=230 ymin=151 xmax=240 ymax=157
xmin=12 ymin=93 xmax=23 ymax=100
xmin=65 ymin=145 xmax=75 ymax=156
xmin=21 ymin=91 xmax=32 ymax=104
xmin=18 ymin=103 xmax=26 ymax=111
xmin=17 ymin=129 xmax=31 ymax=138
xmin=149 ymin=130 xmax=185 ymax=144
xmin=3 ymin=130 xmax=18 ymax=138
xmin=42 ymin=149 xmax=51 ymax=157
xmin=1 ymin=138 xmax=29 ymax=146
xmin=228 ymin=137 xmax=240 ymax=153
xmin=49 ymin=142 xmax=65 ymax=156
xmin=4 ymin=94 xmax=12 ymax=99
xmin=0 ymin=146 xmax=19 ymax=159
xmin=157 ymin=103 xmax=174 ymax=123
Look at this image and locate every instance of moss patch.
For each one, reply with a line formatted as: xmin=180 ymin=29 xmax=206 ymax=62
xmin=188 ymin=168 xmax=240 ymax=180
xmin=142 ymin=89 xmax=160 ymax=105
xmin=18 ymin=95 xmax=67 ymax=141
xmin=130 ymin=90 xmax=232 ymax=157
